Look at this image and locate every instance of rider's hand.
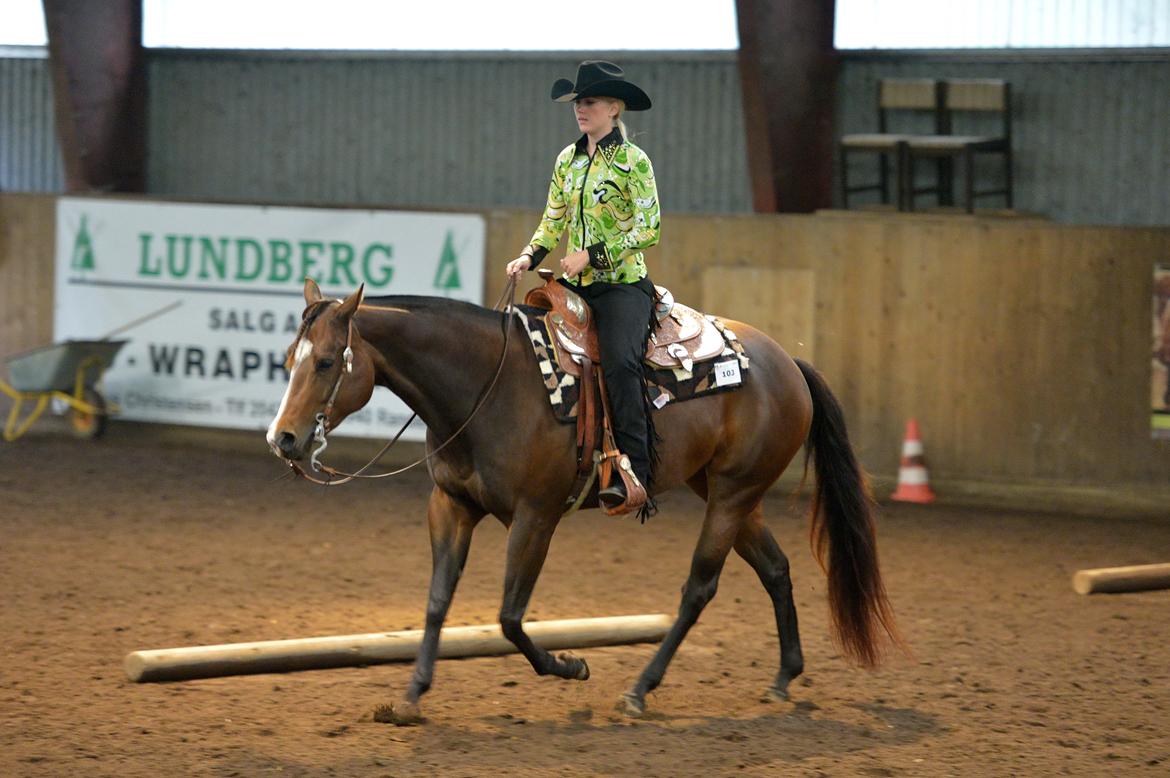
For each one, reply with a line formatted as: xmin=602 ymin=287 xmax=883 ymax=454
xmin=506 ymin=255 xmax=532 ymax=279
xmin=561 ymin=249 xmax=590 ymax=277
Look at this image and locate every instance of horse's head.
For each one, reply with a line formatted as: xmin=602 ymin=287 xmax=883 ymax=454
xmin=266 ymin=279 xmax=375 ymax=461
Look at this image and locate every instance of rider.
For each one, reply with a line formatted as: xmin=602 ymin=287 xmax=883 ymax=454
xmin=506 ymin=60 xmax=661 ymax=511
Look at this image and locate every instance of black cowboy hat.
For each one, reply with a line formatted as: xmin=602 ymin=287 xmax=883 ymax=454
xmin=550 ymin=60 xmax=652 ymax=111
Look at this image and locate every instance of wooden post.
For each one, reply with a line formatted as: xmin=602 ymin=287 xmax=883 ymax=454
xmin=125 ymin=614 xmax=673 ymax=683
xmin=44 ymin=0 xmax=147 ymax=192
xmin=736 ymin=0 xmax=838 ymax=213
xmin=1072 ymin=563 xmax=1170 ymax=595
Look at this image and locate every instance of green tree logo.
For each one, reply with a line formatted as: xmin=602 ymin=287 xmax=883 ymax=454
xmin=433 ymin=230 xmax=462 ymax=292
xmin=71 ymin=214 xmax=96 ymax=272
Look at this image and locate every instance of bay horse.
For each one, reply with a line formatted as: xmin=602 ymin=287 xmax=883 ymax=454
xmin=267 ymin=278 xmax=900 ymax=723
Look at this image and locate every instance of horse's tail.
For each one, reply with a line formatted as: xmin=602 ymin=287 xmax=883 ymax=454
xmin=794 ymin=358 xmax=903 ymax=668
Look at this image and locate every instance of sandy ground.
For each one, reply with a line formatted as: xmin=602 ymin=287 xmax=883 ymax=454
xmin=2 ymin=428 xmax=1169 ymax=777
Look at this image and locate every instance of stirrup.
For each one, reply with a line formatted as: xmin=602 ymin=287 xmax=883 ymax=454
xmin=598 ymin=481 xmax=627 ymax=509
xmin=598 ymin=454 xmax=647 ymax=516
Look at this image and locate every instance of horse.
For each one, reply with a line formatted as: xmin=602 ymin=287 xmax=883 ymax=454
xmin=267 ymin=277 xmax=901 ymax=724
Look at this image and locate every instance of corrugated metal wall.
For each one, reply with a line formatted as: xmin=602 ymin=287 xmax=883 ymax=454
xmin=0 ymin=49 xmax=63 ymax=192
xmin=4 ymin=47 xmax=1170 ymax=225
xmin=146 ymin=51 xmax=752 ymax=214
xmin=838 ymin=49 xmax=1170 ymax=225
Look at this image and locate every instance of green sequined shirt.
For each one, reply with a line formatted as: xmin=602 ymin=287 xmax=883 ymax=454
xmin=526 ymin=127 xmax=661 ymax=285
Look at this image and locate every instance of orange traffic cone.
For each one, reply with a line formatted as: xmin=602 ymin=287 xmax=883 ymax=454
xmin=891 ymin=418 xmax=936 ymax=503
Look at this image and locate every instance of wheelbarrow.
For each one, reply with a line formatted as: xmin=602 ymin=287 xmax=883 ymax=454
xmin=1 ymin=340 xmax=127 ymax=441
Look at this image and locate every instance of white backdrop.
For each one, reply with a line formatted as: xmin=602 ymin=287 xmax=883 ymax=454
xmin=54 ymin=197 xmax=485 ymax=439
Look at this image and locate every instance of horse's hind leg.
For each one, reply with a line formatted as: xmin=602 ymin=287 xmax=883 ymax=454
xmin=375 ymin=487 xmax=482 ymax=725
xmin=734 ymin=506 xmax=804 ymax=701
xmin=618 ymin=488 xmax=745 ymax=717
xmin=498 ymin=510 xmax=591 ymax=681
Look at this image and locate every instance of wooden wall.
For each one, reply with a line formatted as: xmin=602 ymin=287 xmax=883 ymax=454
xmin=6 ymin=193 xmax=1169 ymax=486
xmin=0 ymin=194 xmax=55 ymax=381
xmin=488 ymin=208 xmax=1170 ymax=485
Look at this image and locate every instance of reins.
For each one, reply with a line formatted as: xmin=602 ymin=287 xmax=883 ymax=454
xmin=288 ymin=277 xmax=518 ymax=486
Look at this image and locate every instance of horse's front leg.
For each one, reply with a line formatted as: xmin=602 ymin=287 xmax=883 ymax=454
xmin=498 ymin=510 xmax=590 ymax=681
xmin=374 ymin=487 xmax=482 ymax=725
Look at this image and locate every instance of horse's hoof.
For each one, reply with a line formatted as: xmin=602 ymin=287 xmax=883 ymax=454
xmin=764 ymin=668 xmax=799 ymax=703
xmin=373 ymin=701 xmax=423 ymax=726
xmin=616 ymin=692 xmax=645 ymax=718
xmin=557 ymin=651 xmax=590 ymax=681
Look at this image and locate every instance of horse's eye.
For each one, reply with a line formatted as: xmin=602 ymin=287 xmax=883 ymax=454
xmin=316 ymin=358 xmax=335 ymax=372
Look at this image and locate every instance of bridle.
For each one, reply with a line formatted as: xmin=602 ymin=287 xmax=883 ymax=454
xmin=286 ymin=277 xmax=517 ymax=486
xmin=306 ymin=309 xmax=354 ymax=474
xmin=277 ymin=296 xmax=355 ymax=472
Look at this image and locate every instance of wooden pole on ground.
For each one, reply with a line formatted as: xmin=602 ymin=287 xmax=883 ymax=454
xmin=1072 ymin=563 xmax=1170 ymax=595
xmin=125 ymin=613 xmax=673 ymax=683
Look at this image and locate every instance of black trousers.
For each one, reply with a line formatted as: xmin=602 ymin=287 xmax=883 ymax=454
xmin=563 ymin=277 xmax=656 ymax=487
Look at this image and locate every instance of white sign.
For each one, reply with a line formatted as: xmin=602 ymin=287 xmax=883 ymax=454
xmin=712 ymin=359 xmax=742 ymax=388
xmin=54 ymin=197 xmax=485 ymax=439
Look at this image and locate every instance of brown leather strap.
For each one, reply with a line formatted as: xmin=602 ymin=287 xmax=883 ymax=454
xmin=576 ymin=360 xmax=589 ymax=464
xmin=596 ymin=371 xmax=618 ymax=489
xmin=562 ymin=360 xmax=599 ymax=514
xmin=576 ymin=360 xmax=600 ymax=475
xmin=595 ymin=370 xmax=647 ymax=515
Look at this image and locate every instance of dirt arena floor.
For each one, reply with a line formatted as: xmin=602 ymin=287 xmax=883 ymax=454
xmin=2 ymin=427 xmax=1169 ymax=777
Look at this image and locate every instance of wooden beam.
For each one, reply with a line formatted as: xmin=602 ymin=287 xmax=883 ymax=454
xmin=736 ymin=0 xmax=838 ymax=213
xmin=43 ymin=0 xmax=146 ymax=192
xmin=1072 ymin=563 xmax=1170 ymax=595
xmin=125 ymin=614 xmax=673 ymax=683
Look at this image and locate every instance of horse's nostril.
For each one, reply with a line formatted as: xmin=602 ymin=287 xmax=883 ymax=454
xmin=277 ymin=431 xmax=298 ymax=456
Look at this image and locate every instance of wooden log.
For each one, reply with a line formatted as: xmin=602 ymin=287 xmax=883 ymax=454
xmin=125 ymin=613 xmax=673 ymax=683
xmin=1072 ymin=563 xmax=1170 ymax=595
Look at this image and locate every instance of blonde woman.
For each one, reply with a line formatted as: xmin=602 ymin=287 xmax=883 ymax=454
xmin=506 ymin=60 xmax=661 ymax=513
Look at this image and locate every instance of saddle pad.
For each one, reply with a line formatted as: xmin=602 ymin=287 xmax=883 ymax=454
xmin=514 ymin=305 xmax=749 ymax=423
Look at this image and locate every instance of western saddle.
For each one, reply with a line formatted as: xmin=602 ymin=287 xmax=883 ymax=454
xmin=523 ymin=268 xmax=728 ymax=516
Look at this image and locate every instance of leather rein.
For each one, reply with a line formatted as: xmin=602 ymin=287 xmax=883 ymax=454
xmin=287 ymin=277 xmax=517 ymax=486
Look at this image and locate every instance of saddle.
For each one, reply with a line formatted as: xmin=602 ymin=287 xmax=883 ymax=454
xmin=523 ymin=269 xmax=728 ymax=517
xmin=525 ymin=269 xmax=726 ymax=377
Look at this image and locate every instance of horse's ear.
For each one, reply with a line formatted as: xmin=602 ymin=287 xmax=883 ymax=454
xmin=304 ymin=277 xmax=324 ymax=304
xmin=336 ymin=284 xmax=365 ymax=322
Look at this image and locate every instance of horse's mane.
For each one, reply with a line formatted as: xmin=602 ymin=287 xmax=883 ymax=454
xmin=361 ymin=295 xmax=503 ymax=323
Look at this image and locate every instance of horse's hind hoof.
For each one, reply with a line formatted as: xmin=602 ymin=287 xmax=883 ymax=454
xmin=373 ymin=701 xmax=423 ymax=726
xmin=557 ymin=651 xmax=590 ymax=680
xmin=763 ymin=668 xmax=800 ymax=703
xmin=617 ymin=692 xmax=645 ymax=718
